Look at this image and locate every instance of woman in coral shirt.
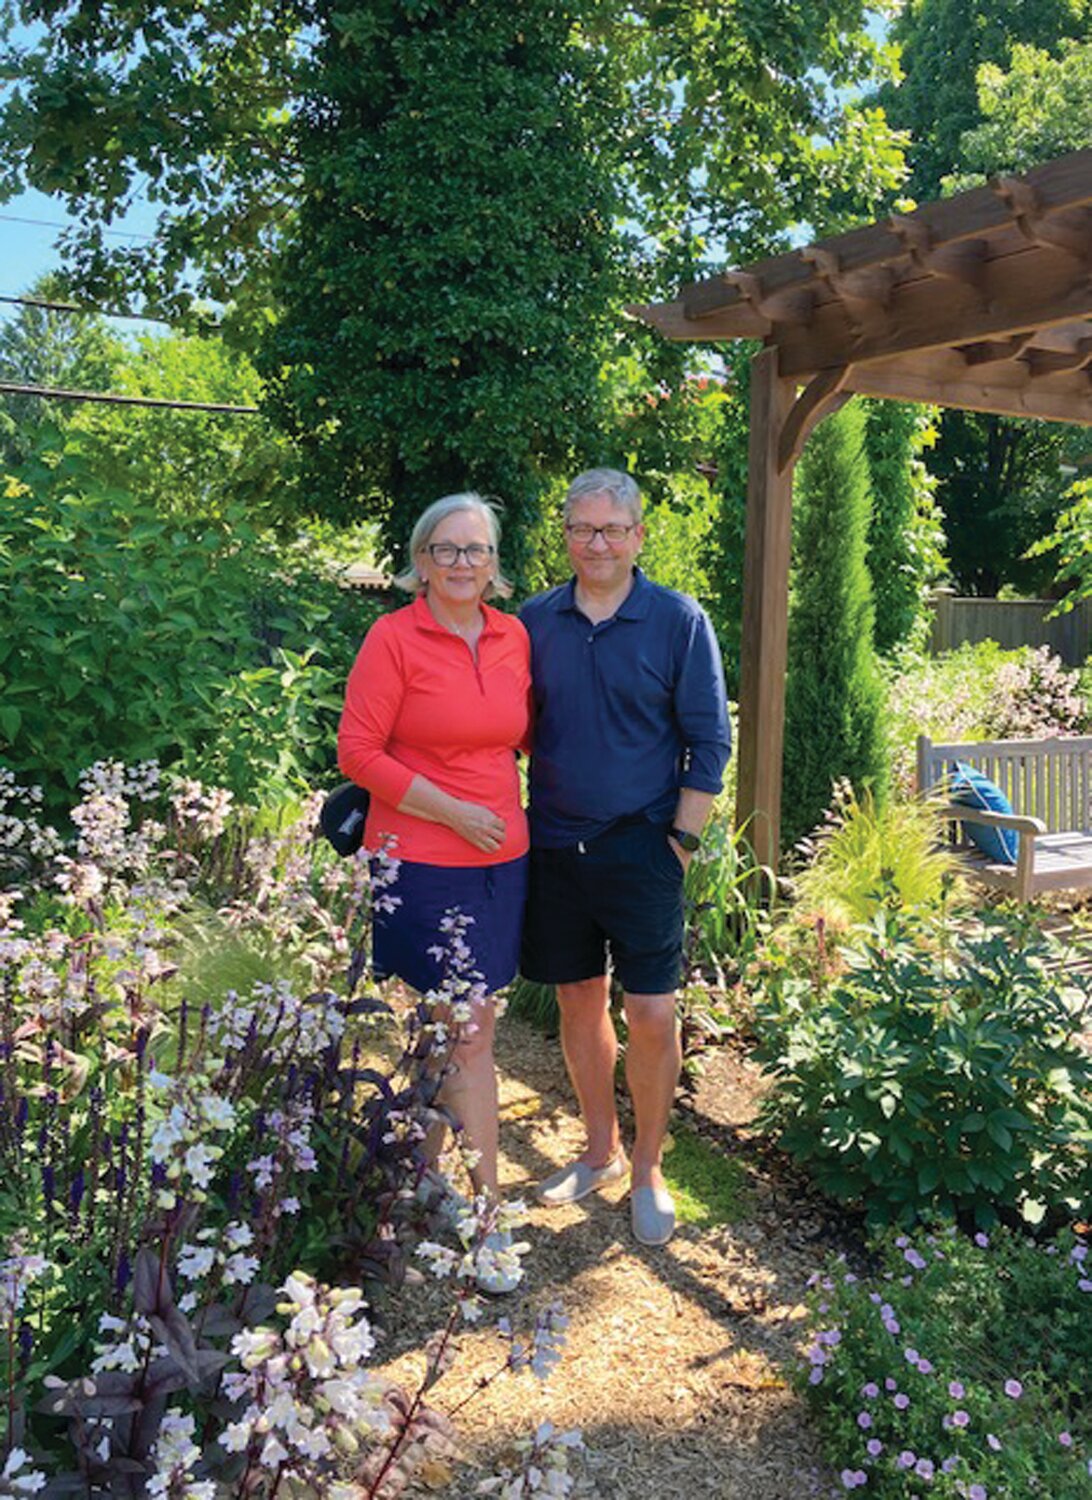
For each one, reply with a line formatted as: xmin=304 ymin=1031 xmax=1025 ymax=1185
xmin=338 ymin=494 xmax=530 ymax=1212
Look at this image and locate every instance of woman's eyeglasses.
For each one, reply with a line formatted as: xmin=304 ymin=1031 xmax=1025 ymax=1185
xmin=564 ymin=523 xmax=636 ymax=544
xmin=426 ymin=542 xmax=495 ymax=566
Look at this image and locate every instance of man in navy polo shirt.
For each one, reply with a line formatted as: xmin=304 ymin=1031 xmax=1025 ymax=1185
xmin=520 ymin=468 xmax=730 ymax=1246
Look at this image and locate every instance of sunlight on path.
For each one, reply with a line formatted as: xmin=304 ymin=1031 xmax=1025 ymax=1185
xmin=377 ymin=1017 xmax=836 ymax=1500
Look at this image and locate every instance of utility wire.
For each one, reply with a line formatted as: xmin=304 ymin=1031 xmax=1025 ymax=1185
xmin=0 ymin=381 xmax=258 ymax=415
xmin=0 ymin=293 xmax=177 ymax=325
xmin=0 ymin=212 xmax=153 ymax=241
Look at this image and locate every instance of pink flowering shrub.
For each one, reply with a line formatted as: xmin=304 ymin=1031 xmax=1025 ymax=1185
xmin=0 ymin=762 xmax=577 ymax=1496
xmin=884 ymin=643 xmax=1090 ymax=794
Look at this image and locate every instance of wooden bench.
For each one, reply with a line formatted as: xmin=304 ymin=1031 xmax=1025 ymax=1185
xmin=917 ymin=734 xmax=1092 ymax=901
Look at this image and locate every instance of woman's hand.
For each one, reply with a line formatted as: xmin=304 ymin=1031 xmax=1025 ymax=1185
xmin=448 ymin=800 xmax=507 ymax=853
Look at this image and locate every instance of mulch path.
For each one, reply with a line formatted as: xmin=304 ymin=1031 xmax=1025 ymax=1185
xmin=371 ymin=1017 xmax=864 ymax=1500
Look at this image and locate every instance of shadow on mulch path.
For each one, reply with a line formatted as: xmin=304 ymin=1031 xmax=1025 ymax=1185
xmin=373 ymin=1017 xmax=867 ymax=1500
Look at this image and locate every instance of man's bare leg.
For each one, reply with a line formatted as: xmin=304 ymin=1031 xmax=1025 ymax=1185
xmin=556 ymin=976 xmax=623 ymax=1167
xmin=621 ymin=991 xmax=680 ymax=1190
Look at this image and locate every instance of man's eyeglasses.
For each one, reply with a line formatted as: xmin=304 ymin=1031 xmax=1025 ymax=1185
xmin=426 ymin=542 xmax=495 ymax=566
xmin=565 ymin=523 xmax=636 ymax=544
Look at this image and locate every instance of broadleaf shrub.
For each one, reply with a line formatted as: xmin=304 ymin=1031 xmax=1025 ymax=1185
xmin=754 ymin=907 xmax=1092 ymax=1229
xmin=0 ymin=448 xmax=380 ymax=809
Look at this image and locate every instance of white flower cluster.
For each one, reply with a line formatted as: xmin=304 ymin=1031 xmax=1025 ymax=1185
xmin=0 ymin=1247 xmax=51 ymax=1321
xmin=0 ymin=1448 xmax=47 ymax=1498
xmin=91 ymin=1311 xmax=167 ymax=1374
xmin=168 ymin=777 xmax=234 ymax=840
xmin=219 ymin=1271 xmax=389 ymax=1473
xmin=0 ymin=768 xmax=61 ymax=862
xmin=476 ymin=1422 xmax=584 ymax=1499
xmin=147 ymin=1069 xmax=238 ymax=1209
xmin=176 ymin=1221 xmax=260 ymax=1307
xmin=68 ymin=761 xmax=163 ymax=874
xmin=146 ymin=1410 xmax=215 ymax=1500
xmin=211 ymin=978 xmax=345 ymax=1063
xmin=416 ymin=1196 xmax=531 ymax=1296
xmin=499 ymin=1302 xmax=571 ymax=1381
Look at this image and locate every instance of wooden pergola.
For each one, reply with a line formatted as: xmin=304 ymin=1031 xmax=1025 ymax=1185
xmin=635 ymin=147 xmax=1092 ymax=869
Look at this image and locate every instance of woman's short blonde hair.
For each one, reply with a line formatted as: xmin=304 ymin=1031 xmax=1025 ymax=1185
xmin=393 ymin=493 xmax=513 ymax=599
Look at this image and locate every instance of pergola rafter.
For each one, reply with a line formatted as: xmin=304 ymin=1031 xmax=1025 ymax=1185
xmin=634 ymin=147 xmax=1092 ymax=868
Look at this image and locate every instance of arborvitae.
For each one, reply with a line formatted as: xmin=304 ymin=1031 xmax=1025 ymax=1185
xmin=782 ymin=400 xmax=890 ymax=851
xmin=864 ymin=399 xmax=946 ymax=656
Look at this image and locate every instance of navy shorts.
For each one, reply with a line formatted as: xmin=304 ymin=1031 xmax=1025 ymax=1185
xmin=371 ymin=855 xmax=528 ymax=997
xmin=520 ymin=819 xmax=685 ymax=995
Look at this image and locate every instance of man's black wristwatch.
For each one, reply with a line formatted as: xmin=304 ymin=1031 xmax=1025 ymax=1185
xmin=669 ymin=827 xmax=701 ymax=852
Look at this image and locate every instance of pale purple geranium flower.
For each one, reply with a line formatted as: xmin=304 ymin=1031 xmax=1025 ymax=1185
xmin=1004 ymin=1379 xmax=1023 ymax=1399
xmin=948 ymin=1380 xmax=965 ymax=1399
xmin=894 ymin=1393 xmax=910 ymax=1410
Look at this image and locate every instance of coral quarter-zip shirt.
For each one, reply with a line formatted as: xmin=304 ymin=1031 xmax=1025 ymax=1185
xmin=337 ymin=595 xmax=531 ymax=866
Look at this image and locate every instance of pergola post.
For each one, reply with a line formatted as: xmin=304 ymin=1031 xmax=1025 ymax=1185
xmin=734 ymin=347 xmax=797 ymax=870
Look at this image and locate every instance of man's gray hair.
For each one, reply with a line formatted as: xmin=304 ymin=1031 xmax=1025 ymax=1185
xmin=564 ymin=467 xmax=643 ymax=524
xmin=393 ymin=492 xmax=513 ymax=598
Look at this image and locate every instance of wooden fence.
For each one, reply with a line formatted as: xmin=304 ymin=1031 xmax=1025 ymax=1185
xmin=929 ymin=593 xmax=1092 ymax=666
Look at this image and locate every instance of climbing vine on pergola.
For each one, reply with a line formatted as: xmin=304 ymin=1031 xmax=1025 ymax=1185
xmin=636 ymin=147 xmax=1092 ymax=866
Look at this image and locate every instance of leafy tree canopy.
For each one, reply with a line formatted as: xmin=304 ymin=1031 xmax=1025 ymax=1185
xmin=0 ymin=2 xmax=909 ymax=575
xmin=955 ymin=36 xmax=1092 ymax=178
xmin=879 ymin=0 xmax=1090 ymax=199
xmin=0 ymin=1 xmax=908 ymax=319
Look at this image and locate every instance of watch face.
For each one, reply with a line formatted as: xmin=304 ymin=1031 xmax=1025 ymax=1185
xmin=672 ymin=829 xmax=701 ymax=852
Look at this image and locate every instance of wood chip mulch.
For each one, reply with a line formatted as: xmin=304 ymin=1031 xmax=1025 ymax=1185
xmin=371 ymin=1018 xmax=862 ymax=1500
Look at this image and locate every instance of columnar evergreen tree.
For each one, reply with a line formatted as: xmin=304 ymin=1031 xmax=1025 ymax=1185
xmin=863 ymin=399 xmax=946 ymax=655
xmin=782 ymin=400 xmax=889 ymax=850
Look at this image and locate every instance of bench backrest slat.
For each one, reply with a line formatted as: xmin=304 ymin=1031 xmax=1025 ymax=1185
xmin=916 ymin=735 xmax=1092 ymax=833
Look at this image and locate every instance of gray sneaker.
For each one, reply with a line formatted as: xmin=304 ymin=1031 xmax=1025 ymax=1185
xmin=630 ymin=1184 xmax=676 ymax=1246
xmin=537 ymin=1153 xmax=629 ymax=1206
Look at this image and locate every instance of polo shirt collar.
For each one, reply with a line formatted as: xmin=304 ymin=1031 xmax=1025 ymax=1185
xmin=559 ymin=566 xmax=652 ymax=620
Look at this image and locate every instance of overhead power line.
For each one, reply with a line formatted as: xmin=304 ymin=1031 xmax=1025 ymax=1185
xmin=0 ymin=381 xmax=258 ymax=415
xmin=0 ymin=293 xmax=176 ymax=325
xmin=0 ymin=211 xmax=153 ymax=241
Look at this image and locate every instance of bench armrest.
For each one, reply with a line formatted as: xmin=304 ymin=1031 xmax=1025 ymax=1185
xmin=932 ymin=803 xmax=1046 ymax=900
xmin=932 ymin=803 xmax=1047 ymax=837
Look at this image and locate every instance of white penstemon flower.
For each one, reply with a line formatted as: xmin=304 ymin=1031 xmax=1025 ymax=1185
xmin=177 ymin=1222 xmax=259 ymax=1292
xmin=0 ymin=1246 xmax=51 ymax=1321
xmin=0 ymin=1447 xmax=48 ymax=1497
xmin=90 ymin=1312 xmax=168 ymax=1375
xmin=146 ymin=1073 xmax=237 ymax=1209
xmin=146 ymin=1410 xmax=216 ymax=1500
xmin=477 ymin=1423 xmax=584 ymax=1498
xmin=219 ymin=1272 xmax=389 ymax=1477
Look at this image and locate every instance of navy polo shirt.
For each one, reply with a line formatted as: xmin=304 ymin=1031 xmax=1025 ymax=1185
xmin=520 ymin=568 xmax=731 ymax=847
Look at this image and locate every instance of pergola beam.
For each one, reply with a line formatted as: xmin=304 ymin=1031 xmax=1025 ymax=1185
xmin=677 ymin=148 xmax=1092 ymax=326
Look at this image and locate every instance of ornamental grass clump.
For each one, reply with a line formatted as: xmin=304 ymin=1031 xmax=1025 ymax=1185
xmin=800 ymin=1225 xmax=1091 ymax=1497
xmin=754 ymin=905 xmax=1092 ymax=1229
xmin=0 ymin=760 xmax=579 ymax=1496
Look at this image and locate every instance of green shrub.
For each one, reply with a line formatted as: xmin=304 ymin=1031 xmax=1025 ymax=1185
xmin=863 ymin=400 xmax=947 ymax=657
xmin=783 ymin=400 xmax=890 ymax=849
xmin=801 ymin=1224 xmax=1091 ymax=1497
xmin=754 ymin=907 xmax=1092 ymax=1228
xmin=788 ymin=783 xmax=961 ymax=934
xmin=0 ymin=445 xmax=380 ymax=809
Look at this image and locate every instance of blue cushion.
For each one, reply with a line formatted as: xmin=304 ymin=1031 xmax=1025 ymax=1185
xmin=949 ymin=761 xmax=1018 ymax=865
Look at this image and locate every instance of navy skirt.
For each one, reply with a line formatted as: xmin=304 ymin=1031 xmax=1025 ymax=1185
xmin=371 ymin=854 xmax=528 ymax=996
